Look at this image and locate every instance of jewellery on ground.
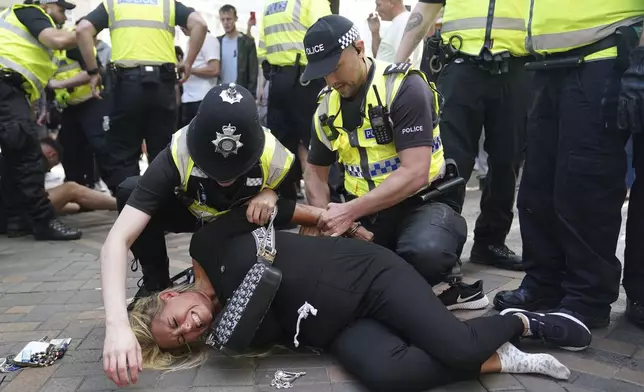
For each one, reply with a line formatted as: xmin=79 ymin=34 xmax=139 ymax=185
xmin=270 ymin=370 xmax=306 ymax=389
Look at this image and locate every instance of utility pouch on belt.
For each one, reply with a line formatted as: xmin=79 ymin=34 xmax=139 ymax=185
xmin=205 ymin=207 xmax=282 ymax=353
xmin=417 ymin=159 xmax=465 ymax=203
xmin=616 ymin=25 xmax=641 ymax=71
xmin=139 ymin=65 xmax=161 ymax=84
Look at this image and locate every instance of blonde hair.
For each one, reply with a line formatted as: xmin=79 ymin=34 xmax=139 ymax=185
xmin=130 ymin=284 xmax=295 ymax=372
xmin=129 ymin=283 xmax=209 ymax=372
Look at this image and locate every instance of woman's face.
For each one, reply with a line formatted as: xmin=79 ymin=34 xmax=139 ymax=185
xmin=151 ymin=291 xmax=215 ymax=349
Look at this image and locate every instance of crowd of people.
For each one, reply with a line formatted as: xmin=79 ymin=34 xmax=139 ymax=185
xmin=0 ymin=0 xmax=643 ymax=390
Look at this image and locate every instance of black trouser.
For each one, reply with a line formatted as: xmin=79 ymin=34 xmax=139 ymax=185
xmin=179 ymin=101 xmax=201 ymax=129
xmin=623 ymin=134 xmax=644 ymax=301
xmin=267 ymin=66 xmax=325 ymax=199
xmin=437 ymin=58 xmax=528 ymax=245
xmin=116 ymin=176 xmax=200 ymax=287
xmin=0 ymin=80 xmax=55 ymax=225
xmin=332 ymin=257 xmax=524 ymax=392
xmin=57 ymin=98 xmax=112 ymax=187
xmin=519 ymin=60 xmax=627 ymax=318
xmin=103 ymin=68 xmax=178 ymax=193
xmin=359 ymin=198 xmax=467 ymax=286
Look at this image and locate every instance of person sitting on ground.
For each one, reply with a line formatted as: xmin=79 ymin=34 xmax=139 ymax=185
xmin=103 ymin=198 xmax=593 ymax=391
xmin=40 ymin=137 xmax=117 ymax=214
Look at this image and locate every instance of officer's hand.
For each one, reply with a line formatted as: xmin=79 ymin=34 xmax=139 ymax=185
xmin=246 ymin=188 xmax=278 ymax=226
xmin=103 ymin=322 xmax=142 ymax=387
xmin=90 ymin=74 xmax=103 ymax=100
xmin=317 ymin=202 xmax=357 ymax=237
xmin=180 ymin=62 xmax=192 ymax=84
xmin=36 ymin=110 xmax=49 ymax=126
xmin=367 ymin=12 xmax=380 ymax=33
xmin=47 ymin=79 xmax=62 ymax=90
xmin=618 ymin=46 xmax=644 ymax=133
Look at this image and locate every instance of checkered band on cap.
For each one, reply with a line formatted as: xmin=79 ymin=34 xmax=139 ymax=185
xmin=338 ymin=25 xmax=360 ymax=49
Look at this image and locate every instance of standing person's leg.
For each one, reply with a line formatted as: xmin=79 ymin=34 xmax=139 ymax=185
xmin=624 ymin=132 xmax=644 ymax=327
xmin=57 ymin=107 xmax=89 ymax=186
xmin=103 ymin=75 xmax=147 ymax=193
xmin=436 ymin=62 xmax=487 ymax=214
xmin=0 ymin=82 xmax=80 ymax=240
xmin=554 ymin=61 xmax=625 ymax=328
xmin=332 ymin=319 xmax=570 ymax=392
xmin=144 ymin=79 xmax=179 ymax=163
xmin=470 ymin=61 xmax=527 ymax=270
xmin=180 ymin=101 xmax=200 ymax=129
xmin=77 ymin=98 xmax=113 ymax=186
xmin=494 ymin=70 xmax=566 ymax=311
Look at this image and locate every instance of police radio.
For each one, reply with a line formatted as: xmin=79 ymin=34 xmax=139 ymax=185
xmin=368 ymin=85 xmax=394 ymax=145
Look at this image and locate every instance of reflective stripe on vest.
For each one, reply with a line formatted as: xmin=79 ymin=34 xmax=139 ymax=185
xmin=170 ymin=126 xmax=294 ymax=221
xmin=259 ymin=0 xmax=308 ymax=65
xmin=440 ymin=0 xmax=529 ymax=57
xmin=314 ymin=61 xmax=445 ymax=198
xmin=0 ymin=6 xmax=56 ymax=100
xmin=526 ymin=0 xmax=644 ymax=57
xmin=105 ymin=0 xmax=173 ymax=33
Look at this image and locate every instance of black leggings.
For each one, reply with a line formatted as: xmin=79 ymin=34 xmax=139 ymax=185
xmin=331 ymin=264 xmax=524 ymax=392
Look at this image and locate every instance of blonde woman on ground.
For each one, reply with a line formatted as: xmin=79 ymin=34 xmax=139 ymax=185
xmin=110 ymin=199 xmax=590 ymax=391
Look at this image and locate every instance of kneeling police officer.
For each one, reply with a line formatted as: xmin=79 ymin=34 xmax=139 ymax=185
xmin=101 ymin=84 xmax=296 ymax=309
xmin=302 ymin=15 xmax=487 ymax=311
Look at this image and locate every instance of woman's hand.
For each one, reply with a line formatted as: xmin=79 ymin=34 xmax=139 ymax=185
xmin=246 ymin=188 xmax=278 ymax=225
xmin=103 ymin=322 xmax=142 ymax=387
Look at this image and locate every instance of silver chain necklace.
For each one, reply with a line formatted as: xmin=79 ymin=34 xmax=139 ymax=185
xmin=270 ymin=370 xmax=306 ymax=389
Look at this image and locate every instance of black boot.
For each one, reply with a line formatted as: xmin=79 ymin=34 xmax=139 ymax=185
xmin=470 ymin=242 xmax=525 ymax=271
xmin=493 ymin=287 xmax=561 ymax=312
xmin=626 ymin=299 xmax=644 ymax=329
xmin=127 ymin=258 xmax=172 ymax=311
xmin=33 ymin=219 xmax=82 ymax=241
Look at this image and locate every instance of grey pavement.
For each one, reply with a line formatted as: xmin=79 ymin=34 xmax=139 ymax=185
xmin=0 ymin=178 xmax=640 ymax=392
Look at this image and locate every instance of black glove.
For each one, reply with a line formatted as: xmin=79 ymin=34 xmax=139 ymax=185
xmin=618 ymin=46 xmax=644 ymax=133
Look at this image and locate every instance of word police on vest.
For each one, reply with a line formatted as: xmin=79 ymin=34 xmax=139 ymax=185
xmin=306 ymin=44 xmax=325 ymax=55
xmin=402 ymin=125 xmax=424 ymax=134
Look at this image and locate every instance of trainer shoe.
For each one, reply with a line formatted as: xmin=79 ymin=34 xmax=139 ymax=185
xmin=500 ymin=308 xmax=592 ymax=351
xmin=438 ymin=280 xmax=490 ymax=311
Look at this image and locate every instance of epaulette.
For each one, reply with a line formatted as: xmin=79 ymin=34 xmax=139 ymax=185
xmin=383 ymin=62 xmax=412 ymax=75
xmin=317 ymin=85 xmax=332 ymax=100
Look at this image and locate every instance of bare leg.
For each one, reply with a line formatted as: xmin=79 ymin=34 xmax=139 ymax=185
xmin=59 ymin=202 xmax=81 ymax=215
xmin=48 ymin=182 xmax=117 ymax=213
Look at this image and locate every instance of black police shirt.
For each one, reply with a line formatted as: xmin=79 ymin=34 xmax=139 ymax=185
xmin=126 ymin=147 xmax=293 ymax=217
xmin=14 ymin=7 xmax=56 ymax=39
xmin=307 ymin=64 xmax=437 ymax=167
xmin=85 ymin=1 xmax=194 ymax=32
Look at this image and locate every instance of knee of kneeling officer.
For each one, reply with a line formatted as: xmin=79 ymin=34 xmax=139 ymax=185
xmin=115 ymin=176 xmax=141 ymax=212
xmin=398 ymin=239 xmax=460 ymax=285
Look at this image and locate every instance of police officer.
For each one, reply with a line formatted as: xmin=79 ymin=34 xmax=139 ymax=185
xmin=0 ymin=0 xmax=81 ymax=240
xmin=75 ymin=0 xmax=207 ymax=194
xmin=49 ymin=24 xmax=111 ymax=189
xmin=615 ymin=12 xmax=644 ymax=329
xmin=257 ymin=0 xmax=332 ymax=200
xmin=302 ymin=15 xmax=488 ymax=311
xmin=102 ymin=84 xmax=296 ymax=309
xmin=396 ymin=0 xmax=528 ymax=271
xmin=493 ymin=2 xmax=644 ymax=329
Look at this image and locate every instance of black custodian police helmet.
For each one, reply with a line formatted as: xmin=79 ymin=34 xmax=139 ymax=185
xmin=186 ymin=83 xmax=266 ymax=183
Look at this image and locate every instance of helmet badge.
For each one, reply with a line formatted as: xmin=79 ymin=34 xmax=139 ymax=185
xmin=220 ymin=83 xmax=243 ymax=104
xmin=212 ymin=123 xmax=243 ymax=158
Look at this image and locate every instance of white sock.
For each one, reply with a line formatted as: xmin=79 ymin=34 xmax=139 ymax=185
xmin=496 ymin=342 xmax=570 ymax=380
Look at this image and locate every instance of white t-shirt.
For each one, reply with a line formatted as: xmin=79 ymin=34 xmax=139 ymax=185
xmin=375 ymin=11 xmax=422 ymax=68
xmin=182 ymin=33 xmax=221 ymax=104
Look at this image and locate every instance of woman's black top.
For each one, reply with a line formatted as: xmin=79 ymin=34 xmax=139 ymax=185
xmin=189 ymin=199 xmax=411 ymax=349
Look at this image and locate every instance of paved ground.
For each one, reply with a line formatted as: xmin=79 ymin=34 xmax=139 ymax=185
xmin=0 ymin=175 xmax=641 ymax=392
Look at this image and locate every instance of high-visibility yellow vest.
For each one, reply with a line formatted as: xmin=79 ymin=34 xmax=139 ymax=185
xmin=441 ymin=0 xmax=529 ymax=57
xmin=528 ymin=1 xmax=644 ymax=61
xmin=0 ymin=5 xmax=57 ymax=101
xmin=258 ymin=0 xmax=331 ymax=66
xmin=104 ymin=0 xmax=176 ymax=67
xmin=53 ymin=47 xmax=97 ymax=107
xmin=313 ymin=60 xmax=445 ymax=198
xmin=170 ymin=126 xmax=295 ymax=222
